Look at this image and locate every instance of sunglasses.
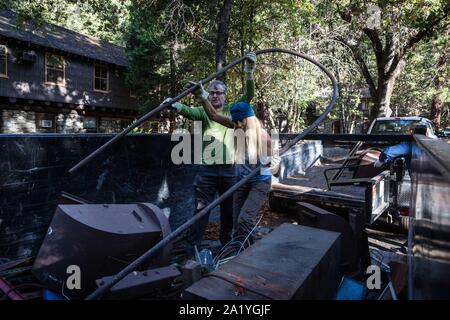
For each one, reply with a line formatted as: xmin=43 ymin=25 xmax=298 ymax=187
xmin=208 ymin=91 xmax=225 ymax=96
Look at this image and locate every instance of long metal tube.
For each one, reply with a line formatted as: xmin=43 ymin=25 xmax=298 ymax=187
xmin=70 ymin=48 xmax=332 ymax=173
xmin=85 ymin=48 xmax=338 ymax=299
xmin=69 ymin=56 xmax=246 ymax=173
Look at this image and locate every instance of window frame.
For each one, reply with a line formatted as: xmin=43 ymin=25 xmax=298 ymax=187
xmin=83 ymin=116 xmax=98 ymax=130
xmin=93 ymin=64 xmax=109 ymax=93
xmin=0 ymin=44 xmax=8 ymax=78
xmin=45 ymin=52 xmax=65 ymax=85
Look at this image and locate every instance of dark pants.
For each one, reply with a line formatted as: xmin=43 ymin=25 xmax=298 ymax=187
xmin=233 ymin=178 xmax=271 ymax=245
xmin=186 ymin=165 xmax=236 ymax=256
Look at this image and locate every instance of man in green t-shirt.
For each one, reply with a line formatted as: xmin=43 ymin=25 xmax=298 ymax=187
xmin=165 ymin=52 xmax=257 ymax=256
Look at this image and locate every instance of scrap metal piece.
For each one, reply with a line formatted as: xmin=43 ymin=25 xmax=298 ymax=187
xmin=182 ymin=260 xmax=202 ymax=288
xmin=296 ymin=202 xmax=359 ymax=274
xmin=0 ymin=257 xmax=32 ymax=273
xmin=58 ymin=191 xmax=91 ymax=204
xmin=0 ymin=278 xmax=25 ymax=300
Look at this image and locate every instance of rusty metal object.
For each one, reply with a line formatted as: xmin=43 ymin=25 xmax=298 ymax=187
xmin=182 ymin=260 xmax=202 ymax=289
xmin=389 ymin=261 xmax=408 ymax=295
xmin=353 ymin=149 xmax=386 ymax=179
xmin=296 ymin=202 xmax=359 ymax=274
xmin=269 ymin=184 xmax=365 ymax=217
xmin=0 ymin=278 xmax=25 ymax=300
xmin=0 ymin=257 xmax=32 ymax=273
xmin=58 ymin=191 xmax=91 ymax=204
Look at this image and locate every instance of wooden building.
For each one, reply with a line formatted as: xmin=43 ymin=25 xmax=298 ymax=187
xmin=0 ymin=10 xmax=141 ymax=133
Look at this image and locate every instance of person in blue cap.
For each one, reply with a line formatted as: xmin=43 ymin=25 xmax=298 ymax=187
xmin=190 ymin=83 xmax=273 ymax=246
xmin=163 ymin=53 xmax=257 ymax=258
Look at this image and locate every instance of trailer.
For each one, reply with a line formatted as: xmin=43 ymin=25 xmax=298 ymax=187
xmin=270 ymin=133 xmax=413 ymax=228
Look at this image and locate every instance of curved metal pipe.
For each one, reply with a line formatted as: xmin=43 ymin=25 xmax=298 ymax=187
xmin=69 ymin=48 xmax=336 ymax=173
xmin=85 ymin=48 xmax=338 ymax=299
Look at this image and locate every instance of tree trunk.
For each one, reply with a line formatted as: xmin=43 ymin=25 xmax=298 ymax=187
xmin=349 ymin=115 xmax=356 ymax=134
xmin=430 ymin=32 xmax=449 ymax=131
xmin=169 ymin=37 xmax=178 ymax=133
xmin=338 ymin=5 xmax=450 ymax=123
xmin=215 ymin=0 xmax=233 ymax=82
xmin=369 ymin=59 xmax=405 ymax=121
xmin=239 ymin=5 xmax=245 ymax=88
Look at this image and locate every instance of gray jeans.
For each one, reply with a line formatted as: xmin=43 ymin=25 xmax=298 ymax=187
xmin=185 ymin=165 xmax=236 ymax=257
xmin=232 ymin=178 xmax=271 ymax=245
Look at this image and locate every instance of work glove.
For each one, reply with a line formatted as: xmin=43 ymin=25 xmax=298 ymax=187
xmin=243 ymin=52 xmax=257 ymax=74
xmin=161 ymin=97 xmax=183 ymax=112
xmin=186 ymin=81 xmax=209 ymax=102
xmin=269 ymin=155 xmax=281 ymax=177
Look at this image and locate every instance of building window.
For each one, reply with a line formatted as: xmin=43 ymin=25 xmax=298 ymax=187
xmin=35 ymin=113 xmax=55 ymax=133
xmin=45 ymin=53 xmax=65 ymax=84
xmin=94 ymin=64 xmax=109 ymax=92
xmin=83 ymin=116 xmax=98 ymax=133
xmin=360 ymin=99 xmax=369 ymax=111
xmin=0 ymin=45 xmax=7 ymax=77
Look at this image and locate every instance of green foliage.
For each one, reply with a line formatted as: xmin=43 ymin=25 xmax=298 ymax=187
xmin=1 ymin=0 xmax=448 ymax=130
xmin=0 ymin=0 xmax=130 ymax=45
xmin=392 ymin=29 xmax=450 ymax=125
xmin=125 ymin=2 xmax=167 ymax=112
xmin=314 ymin=0 xmax=449 ymax=120
xmin=124 ymin=0 xmax=217 ymax=114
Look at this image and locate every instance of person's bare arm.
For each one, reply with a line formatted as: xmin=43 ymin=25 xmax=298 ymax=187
xmin=262 ymin=129 xmax=271 ymax=157
xmin=200 ymin=98 xmax=235 ymax=129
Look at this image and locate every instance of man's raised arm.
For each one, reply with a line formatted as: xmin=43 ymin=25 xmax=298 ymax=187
xmin=238 ymin=52 xmax=256 ymax=103
xmin=161 ymin=98 xmax=205 ymax=121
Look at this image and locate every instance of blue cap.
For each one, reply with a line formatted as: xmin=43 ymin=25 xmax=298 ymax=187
xmin=230 ymin=101 xmax=255 ymax=122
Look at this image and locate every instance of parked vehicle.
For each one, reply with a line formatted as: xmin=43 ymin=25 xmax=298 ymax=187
xmin=368 ymin=116 xmax=438 ymax=138
xmin=270 ymin=117 xmax=433 ymax=235
xmin=441 ymin=127 xmax=450 ymax=138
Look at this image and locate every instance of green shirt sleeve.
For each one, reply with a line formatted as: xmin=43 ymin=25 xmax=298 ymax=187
xmin=237 ymin=79 xmax=255 ymax=103
xmin=178 ymin=104 xmax=206 ymax=121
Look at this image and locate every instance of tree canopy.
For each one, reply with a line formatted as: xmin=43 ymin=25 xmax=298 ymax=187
xmin=2 ymin=0 xmax=449 ymax=132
